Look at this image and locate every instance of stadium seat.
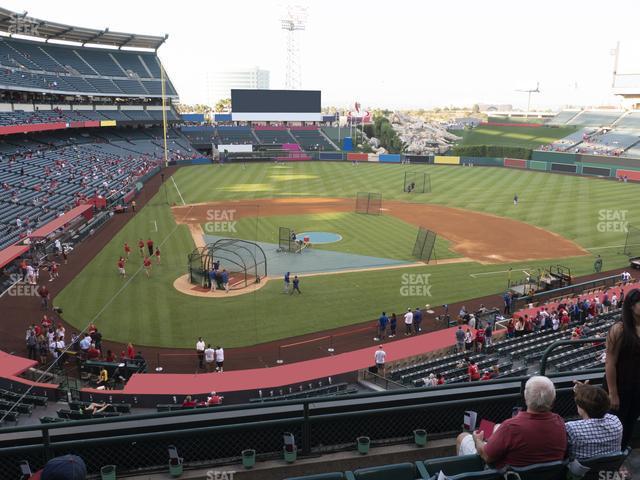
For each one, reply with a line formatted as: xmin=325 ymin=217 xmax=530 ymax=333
xmin=506 ymin=460 xmax=566 ymax=480
xmin=284 ymin=473 xmax=345 ymax=480
xmin=578 ymin=449 xmax=629 ymax=480
xmin=418 ymin=454 xmax=485 ymax=477
xmin=345 ymin=462 xmax=418 ymax=480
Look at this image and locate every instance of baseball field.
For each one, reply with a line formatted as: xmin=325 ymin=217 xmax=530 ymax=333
xmin=54 ymin=162 xmax=639 ymax=349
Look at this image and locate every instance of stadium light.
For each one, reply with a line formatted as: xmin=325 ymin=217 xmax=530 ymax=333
xmin=280 ymin=5 xmax=308 ymax=90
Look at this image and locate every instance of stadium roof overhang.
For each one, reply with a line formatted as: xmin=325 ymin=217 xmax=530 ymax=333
xmin=0 ymin=7 xmax=167 ymax=50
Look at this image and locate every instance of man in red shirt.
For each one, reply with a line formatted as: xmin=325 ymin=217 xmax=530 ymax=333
xmin=456 ymin=376 xmax=566 ymax=469
xmin=137 ymin=239 xmax=144 ymax=256
xmin=117 ymin=257 xmax=126 ymax=278
xmin=146 ymin=238 xmax=154 ymax=257
xmin=468 ymin=360 xmax=481 ymax=381
xmin=143 ymin=256 xmax=152 ymax=277
xmin=206 ymin=391 xmax=223 ymax=405
xmin=124 ymin=242 xmax=131 ymax=258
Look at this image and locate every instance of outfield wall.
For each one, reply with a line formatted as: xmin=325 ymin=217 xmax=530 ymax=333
xmin=178 ymin=147 xmax=640 ymax=180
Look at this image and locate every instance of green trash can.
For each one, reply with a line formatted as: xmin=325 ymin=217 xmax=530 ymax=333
xmin=242 ymin=449 xmax=256 ymax=469
xmin=283 ymin=445 xmax=297 ymax=463
xmin=357 ymin=436 xmax=370 ymax=454
xmin=101 ymin=465 xmax=116 ymax=480
xmin=169 ymin=457 xmax=183 ymax=477
xmin=414 ymin=429 xmax=428 ymax=447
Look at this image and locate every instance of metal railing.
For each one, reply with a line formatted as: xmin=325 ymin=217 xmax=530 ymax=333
xmin=0 ymin=370 xmax=607 ymax=475
xmin=539 ymin=337 xmax=605 ymax=376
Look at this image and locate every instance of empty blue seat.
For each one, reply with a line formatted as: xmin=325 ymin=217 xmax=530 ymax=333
xmin=284 ymin=474 xmax=345 ymax=480
xmin=418 ymin=455 xmax=485 ymax=477
xmin=346 ymin=462 xmax=418 ymax=480
xmin=507 ymin=460 xmax=566 ymax=480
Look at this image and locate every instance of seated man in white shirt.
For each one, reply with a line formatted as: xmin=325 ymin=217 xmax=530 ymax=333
xmin=566 ymin=382 xmax=623 ymax=461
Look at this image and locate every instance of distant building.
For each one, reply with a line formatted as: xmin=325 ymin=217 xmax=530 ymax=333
xmin=206 ymin=67 xmax=270 ymax=105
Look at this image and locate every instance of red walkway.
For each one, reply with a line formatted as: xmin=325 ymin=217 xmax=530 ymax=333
xmin=100 ymin=326 xmax=460 ymax=396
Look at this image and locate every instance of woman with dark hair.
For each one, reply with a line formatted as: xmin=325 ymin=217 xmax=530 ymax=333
xmin=605 ymin=288 xmax=640 ymax=448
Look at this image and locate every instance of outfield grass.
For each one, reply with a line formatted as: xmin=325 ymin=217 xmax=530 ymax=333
xmin=55 ymin=162 xmax=640 ymax=348
xmin=453 ymin=125 xmax=578 ymax=149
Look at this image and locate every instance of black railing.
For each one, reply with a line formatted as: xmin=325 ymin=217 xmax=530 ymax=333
xmin=539 ymin=337 xmax=605 ymax=375
xmin=0 ymin=371 xmax=606 ymax=476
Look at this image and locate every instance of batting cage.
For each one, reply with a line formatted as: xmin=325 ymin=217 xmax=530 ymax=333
xmin=412 ymin=227 xmax=437 ymax=262
xmin=623 ymin=224 xmax=640 ymax=256
xmin=188 ymin=239 xmax=267 ymax=289
xmin=355 ymin=192 xmax=382 ymax=215
xmin=404 ymin=171 xmax=431 ymax=193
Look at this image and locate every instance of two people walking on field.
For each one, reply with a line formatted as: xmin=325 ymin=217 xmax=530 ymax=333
xmin=283 ymin=272 xmax=301 ymax=294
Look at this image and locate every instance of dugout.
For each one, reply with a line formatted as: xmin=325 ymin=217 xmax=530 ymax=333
xmin=188 ymin=239 xmax=266 ymax=290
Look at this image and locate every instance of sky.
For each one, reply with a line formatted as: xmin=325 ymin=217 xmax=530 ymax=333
xmin=6 ymin=0 xmax=640 ymax=110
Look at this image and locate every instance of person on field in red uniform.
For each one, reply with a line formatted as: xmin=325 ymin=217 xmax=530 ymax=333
xmin=146 ymin=238 xmax=154 ymax=257
xmin=154 ymin=247 xmax=161 ymax=265
xmin=137 ymin=239 xmax=144 ymax=256
xmin=124 ymin=242 xmax=131 ymax=258
xmin=143 ymin=256 xmax=152 ymax=277
xmin=117 ymin=257 xmax=126 ymax=278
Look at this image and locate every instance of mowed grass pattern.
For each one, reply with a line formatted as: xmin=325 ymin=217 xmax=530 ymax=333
xmin=55 ymin=163 xmax=640 ymax=348
xmin=453 ymin=125 xmax=578 ymax=149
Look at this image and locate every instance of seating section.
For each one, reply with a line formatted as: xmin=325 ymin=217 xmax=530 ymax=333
xmin=290 ymin=128 xmax=338 ymax=151
xmin=0 ymin=388 xmax=47 ymax=426
xmin=253 ymin=128 xmax=296 ymax=144
xmin=216 ymin=127 xmax=255 ymax=145
xmin=566 ymin=111 xmax=624 ymax=127
xmin=389 ymin=309 xmax=616 ymax=389
xmin=546 ymin=111 xmax=580 ymax=126
xmin=250 ymin=382 xmax=356 ymax=402
xmin=0 ymin=108 xmax=179 ymax=127
xmin=0 ymin=127 xmax=197 ymax=249
xmin=0 ymin=37 xmax=177 ymax=96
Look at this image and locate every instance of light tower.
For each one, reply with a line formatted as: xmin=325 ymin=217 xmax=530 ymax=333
xmin=516 ymin=82 xmax=540 ymax=117
xmin=280 ymin=5 xmax=307 ymax=90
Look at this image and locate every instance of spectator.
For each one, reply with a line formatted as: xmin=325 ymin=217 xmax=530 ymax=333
xmin=455 ymin=326 xmax=465 ymax=353
xmin=377 ymin=312 xmax=388 ymax=341
xmin=87 ymin=343 xmax=101 ymax=360
xmin=566 ymin=381 xmax=623 ymax=460
xmin=404 ymin=308 xmax=413 ymax=336
xmin=182 ymin=395 xmax=197 ymax=407
xmin=389 ymin=313 xmax=397 ymax=338
xmin=605 ymin=288 xmax=640 ymax=448
xmin=215 ymin=346 xmax=224 ymax=372
xmin=39 ymin=454 xmax=87 ymax=480
xmin=414 ymin=307 xmax=423 ymax=333
xmin=436 ymin=373 xmax=445 ymax=385
xmin=196 ymin=337 xmax=205 ymax=369
xmin=206 ymin=391 xmax=223 ymax=405
xmin=467 ymin=359 xmax=480 ymax=381
xmin=456 ymin=376 xmax=566 ymax=468
xmin=374 ymin=345 xmax=386 ymax=374
xmin=127 ymin=342 xmax=135 ymax=359
xmin=82 ymin=402 xmax=110 ymax=415
xmin=464 ymin=328 xmax=473 ymax=351
xmin=204 ymin=344 xmax=215 ymax=372
xmin=484 ymin=322 xmax=493 ymax=348
xmin=37 ymin=284 xmax=50 ymax=310
xmin=96 ymin=367 xmax=109 ymax=388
